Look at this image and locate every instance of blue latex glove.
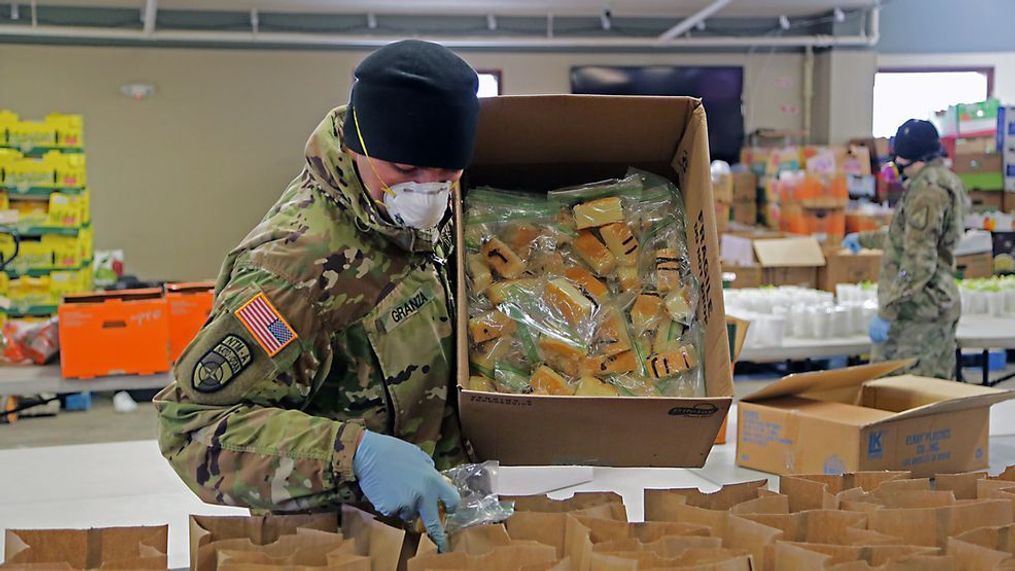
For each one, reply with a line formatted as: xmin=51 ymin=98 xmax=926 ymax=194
xmin=869 ymin=315 xmax=891 ymax=343
xmin=842 ymin=233 xmax=861 ymax=254
xmin=353 ymin=431 xmax=460 ymax=551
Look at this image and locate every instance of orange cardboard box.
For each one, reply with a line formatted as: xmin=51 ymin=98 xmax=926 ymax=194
xmin=166 ymin=281 xmax=215 ymax=362
xmin=58 ymin=288 xmax=170 ymax=379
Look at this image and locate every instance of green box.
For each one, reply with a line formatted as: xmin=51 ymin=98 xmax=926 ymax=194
xmin=959 ymin=171 xmax=1004 ymax=191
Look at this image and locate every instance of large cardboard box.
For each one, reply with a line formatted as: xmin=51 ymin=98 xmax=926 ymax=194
xmin=721 ymin=234 xmax=825 ymax=289
xmin=731 ymin=200 xmax=757 ymax=226
xmin=818 ymin=250 xmax=882 ymax=291
xmin=732 ymin=171 xmax=756 ymax=202
xmin=456 ymin=95 xmax=733 ymax=467
xmin=953 ymin=152 xmax=1003 ymax=174
xmin=956 ymin=136 xmax=998 ymax=155
xmin=715 ymin=201 xmax=730 ymax=234
xmin=969 ymin=189 xmax=1005 ymax=211
xmin=723 ymin=263 xmax=763 ymax=289
xmin=956 ymin=250 xmax=994 ymax=278
xmin=737 ymin=361 xmax=1014 ymax=477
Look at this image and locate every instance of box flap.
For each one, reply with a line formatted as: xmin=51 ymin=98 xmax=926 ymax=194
xmin=864 ymin=375 xmax=1015 ymax=424
xmin=468 ymin=95 xmax=698 ymax=190
xmin=64 ymin=288 xmax=163 ymax=304
xmin=460 ymin=391 xmax=731 ymax=467
xmin=753 ymin=237 xmax=826 ymax=267
xmin=166 ymin=281 xmax=215 ymax=293
xmin=741 ymin=360 xmax=913 ymax=403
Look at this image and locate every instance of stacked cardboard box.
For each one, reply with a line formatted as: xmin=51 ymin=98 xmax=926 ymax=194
xmin=818 ymin=250 xmax=882 ymax=292
xmin=58 ymin=283 xmax=214 ymax=379
xmin=731 ymin=171 xmax=757 ymax=226
xmin=997 ymin=105 xmax=1015 ymax=210
xmin=721 ymin=232 xmax=825 ymax=289
xmin=954 ymin=150 xmax=1004 ymax=195
xmin=937 ymin=99 xmax=1005 ymax=196
xmin=766 ymin=172 xmax=848 ymax=243
xmin=0 ymin=110 xmax=92 ymax=322
xmin=711 ymin=164 xmax=733 ymax=233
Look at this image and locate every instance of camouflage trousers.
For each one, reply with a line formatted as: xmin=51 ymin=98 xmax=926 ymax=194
xmin=871 ymin=317 xmax=959 ymax=380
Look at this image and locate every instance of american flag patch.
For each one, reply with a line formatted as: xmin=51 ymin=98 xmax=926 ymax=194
xmin=234 ymin=293 xmax=297 ymax=357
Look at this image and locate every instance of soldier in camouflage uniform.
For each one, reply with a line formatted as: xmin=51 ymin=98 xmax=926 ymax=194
xmin=844 ymin=120 xmax=968 ymax=379
xmin=154 ymin=40 xmax=480 ymax=550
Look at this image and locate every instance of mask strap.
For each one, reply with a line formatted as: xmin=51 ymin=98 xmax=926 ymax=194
xmin=352 ymin=107 xmax=396 ymax=198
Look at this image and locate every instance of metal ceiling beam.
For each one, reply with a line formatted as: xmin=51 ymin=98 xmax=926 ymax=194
xmin=658 ymin=0 xmax=733 ymax=41
xmin=0 ymin=5 xmax=880 ymax=49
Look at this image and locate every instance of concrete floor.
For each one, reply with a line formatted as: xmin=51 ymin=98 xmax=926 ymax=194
xmin=0 ymin=394 xmax=157 ymax=449
xmin=1 ymin=363 xmax=1013 ymax=450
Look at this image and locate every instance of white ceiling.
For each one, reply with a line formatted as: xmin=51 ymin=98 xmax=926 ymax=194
xmin=32 ymin=0 xmax=879 ymax=17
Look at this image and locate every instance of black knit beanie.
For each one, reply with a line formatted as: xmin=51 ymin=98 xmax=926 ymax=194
xmin=344 ymin=40 xmax=480 ymax=171
xmin=893 ymin=119 xmax=942 ymax=162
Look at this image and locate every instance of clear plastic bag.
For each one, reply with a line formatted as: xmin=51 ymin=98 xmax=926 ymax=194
xmin=462 ymin=170 xmax=705 ymax=398
xmin=626 ymin=168 xmax=706 ymax=398
xmin=442 ymin=461 xmax=514 ymax=535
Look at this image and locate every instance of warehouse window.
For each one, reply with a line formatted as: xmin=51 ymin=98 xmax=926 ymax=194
xmin=477 ymin=71 xmax=502 ymax=98
xmin=872 ymin=68 xmax=992 ymax=137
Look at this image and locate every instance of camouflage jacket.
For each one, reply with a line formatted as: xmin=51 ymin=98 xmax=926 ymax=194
xmin=154 ymin=106 xmax=466 ymax=512
xmin=859 ymin=159 xmax=968 ymax=322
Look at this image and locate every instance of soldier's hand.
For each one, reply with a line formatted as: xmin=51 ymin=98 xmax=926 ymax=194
xmin=842 ymin=233 xmax=861 ymax=254
xmin=869 ymin=315 xmax=891 ymax=343
xmin=352 ymin=430 xmax=461 ymax=551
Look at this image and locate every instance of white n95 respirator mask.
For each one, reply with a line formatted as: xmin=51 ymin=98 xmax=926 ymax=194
xmin=381 ymin=181 xmax=452 ymax=230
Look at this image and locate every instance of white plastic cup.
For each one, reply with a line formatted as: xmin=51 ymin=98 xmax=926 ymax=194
xmin=812 ymin=308 xmax=831 ymax=339
xmin=969 ymin=291 xmax=987 ymax=315
xmin=791 ymin=306 xmax=809 ymax=338
xmin=988 ymin=291 xmax=1005 ymax=317
xmin=773 ymin=306 xmax=791 ymax=336
xmin=830 ymin=306 xmax=849 ymax=337
xmin=850 ymin=304 xmax=866 ymax=335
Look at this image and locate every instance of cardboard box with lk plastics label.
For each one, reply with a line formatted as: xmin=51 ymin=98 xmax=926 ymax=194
xmin=737 ymin=361 xmax=1014 ymax=477
xmin=455 ymin=95 xmax=733 ymax=467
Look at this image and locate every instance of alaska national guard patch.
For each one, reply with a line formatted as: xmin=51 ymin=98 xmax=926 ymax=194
xmin=193 ymin=334 xmax=253 ymax=393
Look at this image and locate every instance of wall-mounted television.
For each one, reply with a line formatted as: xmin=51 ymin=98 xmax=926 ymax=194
xmin=571 ymin=66 xmax=744 ymax=164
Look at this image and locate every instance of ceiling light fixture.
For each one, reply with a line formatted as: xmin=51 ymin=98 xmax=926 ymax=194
xmin=600 ymin=8 xmax=612 ymax=31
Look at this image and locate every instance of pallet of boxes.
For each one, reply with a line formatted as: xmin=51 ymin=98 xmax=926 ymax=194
xmin=456 ymin=95 xmax=733 ymax=467
xmin=0 ymin=111 xmax=93 ymax=418
xmin=0 ymin=111 xmax=92 ymax=326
